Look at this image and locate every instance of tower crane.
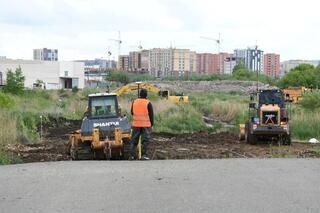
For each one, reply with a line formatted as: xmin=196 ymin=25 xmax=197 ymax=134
xmin=108 ymin=31 xmax=122 ymax=58
xmin=200 ymin=33 xmax=221 ymax=53
xmin=200 ymin=33 xmax=224 ymax=74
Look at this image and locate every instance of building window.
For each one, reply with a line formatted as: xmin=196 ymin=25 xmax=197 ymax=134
xmin=64 ymin=71 xmax=69 ymax=77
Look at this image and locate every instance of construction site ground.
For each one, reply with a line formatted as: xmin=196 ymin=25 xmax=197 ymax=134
xmin=4 ymin=119 xmax=320 ymax=163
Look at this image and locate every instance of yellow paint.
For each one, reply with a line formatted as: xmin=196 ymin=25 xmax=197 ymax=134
xmin=138 ymin=136 xmax=142 ymax=160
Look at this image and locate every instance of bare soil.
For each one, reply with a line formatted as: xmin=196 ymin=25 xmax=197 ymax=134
xmin=5 ymin=119 xmax=320 ymax=163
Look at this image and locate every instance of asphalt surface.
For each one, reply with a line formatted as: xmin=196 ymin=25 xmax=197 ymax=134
xmin=0 ymin=159 xmax=320 ymax=213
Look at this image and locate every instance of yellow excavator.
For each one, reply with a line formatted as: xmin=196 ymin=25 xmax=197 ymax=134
xmin=113 ymin=82 xmax=189 ymax=104
xmin=282 ymin=87 xmax=310 ymax=104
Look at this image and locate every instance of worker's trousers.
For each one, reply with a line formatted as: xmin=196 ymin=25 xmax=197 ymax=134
xmin=130 ymin=127 xmax=151 ymax=157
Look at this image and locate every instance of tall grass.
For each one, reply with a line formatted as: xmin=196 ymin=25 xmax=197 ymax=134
xmin=154 ymin=105 xmax=206 ymax=134
xmin=0 ymin=111 xmax=17 ymax=145
xmin=291 ymin=110 xmax=320 ymax=140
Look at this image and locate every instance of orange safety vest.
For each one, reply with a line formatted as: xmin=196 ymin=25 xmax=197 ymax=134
xmin=132 ymin=98 xmax=151 ymax=127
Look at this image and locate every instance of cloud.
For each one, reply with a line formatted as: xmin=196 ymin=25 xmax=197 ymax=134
xmin=0 ymin=0 xmax=319 ymax=61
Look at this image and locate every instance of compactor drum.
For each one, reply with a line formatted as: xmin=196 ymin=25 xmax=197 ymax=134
xmin=68 ymin=93 xmax=131 ymax=160
xmin=239 ymin=89 xmax=291 ymax=145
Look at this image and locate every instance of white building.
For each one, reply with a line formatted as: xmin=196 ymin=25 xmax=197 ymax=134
xmin=224 ymin=57 xmax=237 ymax=75
xmin=0 ymin=60 xmax=84 ymax=89
xmin=280 ymin=60 xmax=320 ymax=77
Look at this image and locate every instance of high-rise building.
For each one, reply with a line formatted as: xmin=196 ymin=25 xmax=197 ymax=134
xmin=33 ymin=48 xmax=58 ymax=61
xmin=128 ymin=50 xmax=149 ymax=73
xmin=118 ymin=55 xmax=129 ymax=71
xmin=264 ymin=53 xmax=280 ymax=78
xmin=149 ymin=48 xmax=173 ymax=77
xmin=196 ymin=53 xmax=232 ymax=74
xmin=140 ymin=50 xmax=149 ymax=73
xmin=234 ymin=48 xmax=264 ymax=72
xmin=190 ymin=51 xmax=197 ymax=73
xmin=196 ymin=53 xmax=214 ymax=75
xmin=129 ymin=51 xmax=140 ymax=72
xmin=171 ymin=49 xmax=192 ymax=76
xmin=148 ymin=48 xmax=196 ymax=77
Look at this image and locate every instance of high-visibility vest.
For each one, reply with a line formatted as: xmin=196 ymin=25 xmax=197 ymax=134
xmin=132 ymin=98 xmax=151 ymax=127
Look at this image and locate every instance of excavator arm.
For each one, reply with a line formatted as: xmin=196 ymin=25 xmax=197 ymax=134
xmin=113 ymin=83 xmax=161 ymax=96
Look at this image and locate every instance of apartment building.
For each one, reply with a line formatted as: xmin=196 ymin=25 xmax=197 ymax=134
xmin=196 ymin=53 xmax=232 ymax=74
xmin=149 ymin=48 xmax=172 ymax=77
xmin=117 ymin=55 xmax=129 ymax=71
xmin=264 ymin=53 xmax=280 ymax=78
xmin=234 ymin=48 xmax=264 ymax=72
xmin=148 ymin=48 xmax=196 ymax=77
xmin=128 ymin=50 xmax=149 ymax=73
xmin=33 ymin=48 xmax=58 ymax=61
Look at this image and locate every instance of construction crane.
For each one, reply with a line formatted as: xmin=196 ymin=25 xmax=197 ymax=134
xmin=129 ymin=41 xmax=143 ymax=50
xmin=200 ymin=33 xmax=221 ymax=53
xmin=109 ymin=31 xmax=122 ymax=58
xmin=200 ymin=33 xmax=223 ymax=74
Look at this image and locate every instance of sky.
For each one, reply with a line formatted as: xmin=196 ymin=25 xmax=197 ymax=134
xmin=0 ymin=0 xmax=319 ymax=61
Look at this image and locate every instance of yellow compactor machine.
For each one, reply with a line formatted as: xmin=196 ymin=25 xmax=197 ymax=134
xmin=239 ymin=89 xmax=291 ymax=145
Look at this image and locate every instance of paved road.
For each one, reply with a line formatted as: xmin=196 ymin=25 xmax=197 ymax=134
xmin=0 ymin=159 xmax=320 ymax=213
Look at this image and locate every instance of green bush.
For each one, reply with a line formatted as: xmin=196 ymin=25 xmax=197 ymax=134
xmin=0 ymin=92 xmax=15 ymax=108
xmin=16 ymin=112 xmax=40 ymax=143
xmin=300 ymin=92 xmax=320 ymax=111
xmin=72 ymin=86 xmax=79 ymax=93
xmin=0 ymin=149 xmax=22 ymax=165
xmin=154 ymin=105 xmax=206 ymax=133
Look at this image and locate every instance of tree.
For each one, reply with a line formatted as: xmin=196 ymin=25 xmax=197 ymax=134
xmin=277 ymin=64 xmax=320 ymax=89
xmin=232 ymin=63 xmax=254 ymax=80
xmin=4 ymin=66 xmax=25 ymax=95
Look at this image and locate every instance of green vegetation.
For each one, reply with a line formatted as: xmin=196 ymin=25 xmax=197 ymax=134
xmin=106 ymin=69 xmax=156 ymax=84
xmin=162 ymin=63 xmax=275 ymax=85
xmin=3 ymin=67 xmax=25 ymax=95
xmin=0 ymin=149 xmax=22 ymax=165
xmin=277 ymin=64 xmax=320 ymax=88
xmin=299 ymin=91 xmax=320 ymax=111
xmin=0 ymin=92 xmax=15 ymax=108
xmin=290 ymin=107 xmax=320 ymax=140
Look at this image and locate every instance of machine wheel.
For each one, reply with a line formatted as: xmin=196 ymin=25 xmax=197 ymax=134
xmin=121 ymin=139 xmax=131 ymax=160
xmin=71 ymin=140 xmax=94 ymax=160
xmin=246 ymin=123 xmax=257 ymax=145
xmin=94 ymin=150 xmax=106 ymax=160
xmin=281 ymin=135 xmax=291 ymax=146
xmin=70 ymin=137 xmax=78 ymax=160
xmin=248 ymin=133 xmax=258 ymax=145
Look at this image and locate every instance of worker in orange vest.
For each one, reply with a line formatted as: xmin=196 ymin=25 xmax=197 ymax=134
xmin=130 ymin=89 xmax=154 ymax=160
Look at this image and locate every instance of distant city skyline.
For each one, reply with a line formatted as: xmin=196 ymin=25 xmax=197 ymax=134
xmin=0 ymin=0 xmax=319 ymax=61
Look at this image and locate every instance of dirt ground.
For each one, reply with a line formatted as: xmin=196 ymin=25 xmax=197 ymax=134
xmin=5 ymin=119 xmax=320 ymax=163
